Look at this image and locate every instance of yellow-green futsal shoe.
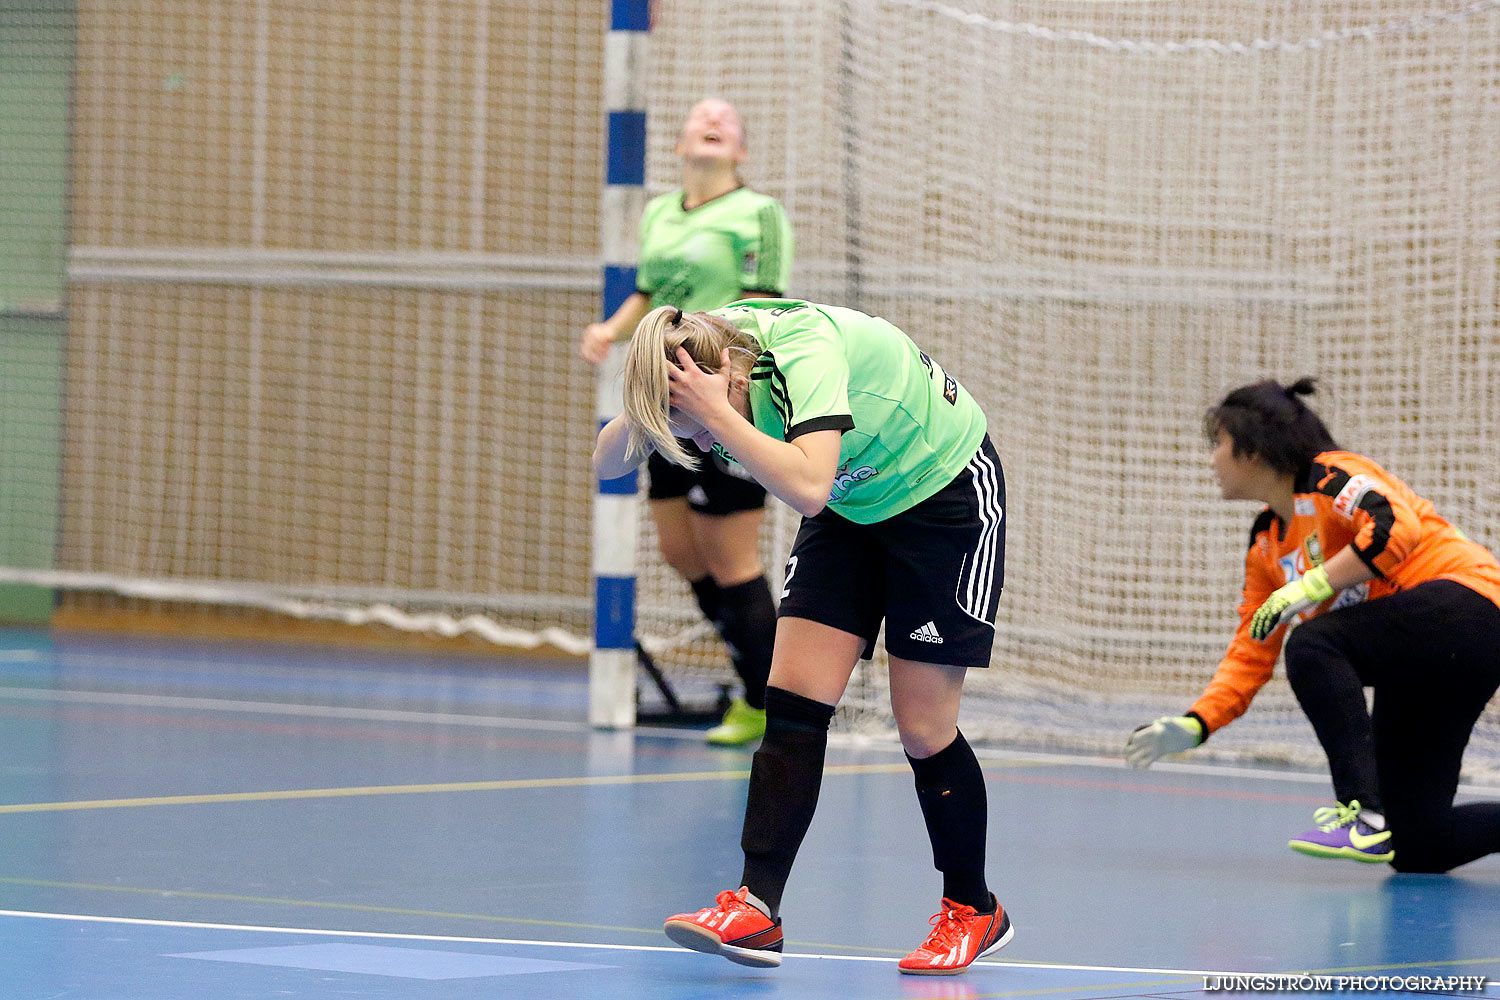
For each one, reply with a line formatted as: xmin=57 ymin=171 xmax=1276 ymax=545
xmin=705 ymin=697 xmax=766 ymax=746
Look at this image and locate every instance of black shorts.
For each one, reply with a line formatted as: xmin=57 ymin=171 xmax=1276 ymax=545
xmin=646 ymin=443 xmax=766 ymax=516
xmin=777 ymin=436 xmax=1005 ymax=667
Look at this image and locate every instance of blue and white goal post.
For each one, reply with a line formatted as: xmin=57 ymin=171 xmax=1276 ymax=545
xmin=589 ymin=0 xmax=650 ymax=728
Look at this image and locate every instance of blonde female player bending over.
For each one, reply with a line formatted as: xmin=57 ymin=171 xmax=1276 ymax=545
xmin=593 ymin=299 xmax=1013 ymax=975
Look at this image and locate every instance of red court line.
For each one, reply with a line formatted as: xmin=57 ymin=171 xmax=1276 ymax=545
xmin=0 ymin=701 xmax=1332 ymax=807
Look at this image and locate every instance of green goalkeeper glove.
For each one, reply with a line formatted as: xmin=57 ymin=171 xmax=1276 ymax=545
xmin=1124 ymin=715 xmax=1204 ymax=769
xmin=1249 ymin=566 xmax=1334 ymax=641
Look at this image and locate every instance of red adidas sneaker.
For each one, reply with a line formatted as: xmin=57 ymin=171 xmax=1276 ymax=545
xmin=898 ymin=895 xmax=1013 ymax=975
xmin=663 ymin=887 xmax=784 ymax=968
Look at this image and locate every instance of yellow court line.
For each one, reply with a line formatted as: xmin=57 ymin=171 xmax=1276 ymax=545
xmin=4 ymin=883 xmax=1492 ymax=989
xmin=1292 ymin=956 xmax=1500 ymax=974
xmin=0 ymin=876 xmax=655 ymax=936
xmin=0 ymin=876 xmax=912 ymax=956
xmin=0 ymin=762 xmax=924 ymax=815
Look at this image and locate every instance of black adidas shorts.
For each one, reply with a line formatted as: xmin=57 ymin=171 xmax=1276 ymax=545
xmin=646 ymin=443 xmax=766 ymax=516
xmin=776 ymin=436 xmax=1005 ymax=667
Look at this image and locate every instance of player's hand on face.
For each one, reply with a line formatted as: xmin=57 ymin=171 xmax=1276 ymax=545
xmin=667 ymin=347 xmax=734 ymax=425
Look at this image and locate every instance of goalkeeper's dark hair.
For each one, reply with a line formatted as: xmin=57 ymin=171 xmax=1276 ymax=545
xmin=1204 ymin=377 xmax=1340 ymax=476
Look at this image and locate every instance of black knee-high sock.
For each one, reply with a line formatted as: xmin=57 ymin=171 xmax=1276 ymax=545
xmin=739 ymin=686 xmax=835 ymax=917
xmin=689 ymin=575 xmax=722 ymax=630
xmin=714 ymin=576 xmax=775 ymax=710
xmin=908 ymin=729 xmax=992 ymax=912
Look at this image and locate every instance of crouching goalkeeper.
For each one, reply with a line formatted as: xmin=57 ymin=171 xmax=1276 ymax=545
xmin=1126 ymin=377 xmax=1500 ymax=873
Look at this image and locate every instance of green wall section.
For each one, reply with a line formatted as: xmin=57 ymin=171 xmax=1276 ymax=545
xmin=0 ymin=1 xmax=71 ymax=623
xmin=0 ymin=3 xmax=71 ymax=312
xmin=0 ymin=316 xmax=62 ymax=622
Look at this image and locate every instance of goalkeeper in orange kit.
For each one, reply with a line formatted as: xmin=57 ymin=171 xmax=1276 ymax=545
xmin=1126 ymin=378 xmax=1500 ymax=872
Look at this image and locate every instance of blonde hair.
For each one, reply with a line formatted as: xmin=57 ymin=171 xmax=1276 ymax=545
xmin=622 ymin=306 xmax=760 ymax=468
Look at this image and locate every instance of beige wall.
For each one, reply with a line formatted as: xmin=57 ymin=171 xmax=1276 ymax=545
xmin=65 ymin=3 xmax=609 ymax=642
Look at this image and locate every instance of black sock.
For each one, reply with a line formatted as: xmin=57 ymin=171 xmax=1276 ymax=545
xmin=689 ymin=575 xmax=722 ymax=628
xmin=908 ymin=729 xmax=992 ymax=912
xmin=739 ymin=686 xmax=835 ymax=917
xmin=714 ymin=576 xmax=775 ymax=710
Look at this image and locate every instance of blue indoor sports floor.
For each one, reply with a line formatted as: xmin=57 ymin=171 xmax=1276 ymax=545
xmin=1 ymin=626 xmax=1497 ymax=999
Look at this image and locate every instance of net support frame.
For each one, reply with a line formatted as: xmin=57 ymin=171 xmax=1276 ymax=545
xmin=589 ymin=0 xmax=651 ymax=728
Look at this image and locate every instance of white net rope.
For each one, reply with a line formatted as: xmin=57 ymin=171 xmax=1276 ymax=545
xmin=4 ymin=2 xmax=1497 ymax=780
xmin=643 ymin=0 xmax=1500 ymax=778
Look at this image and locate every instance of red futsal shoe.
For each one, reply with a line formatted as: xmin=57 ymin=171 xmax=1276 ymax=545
xmin=663 ymin=887 xmax=784 ymax=968
xmin=898 ymin=895 xmax=1013 ymax=975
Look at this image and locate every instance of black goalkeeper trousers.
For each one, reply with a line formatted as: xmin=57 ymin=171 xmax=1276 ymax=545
xmin=1283 ymin=580 xmax=1500 ymax=873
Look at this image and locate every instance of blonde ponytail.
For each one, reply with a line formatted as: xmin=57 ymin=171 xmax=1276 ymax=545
xmin=621 ymin=306 xmax=760 ymax=468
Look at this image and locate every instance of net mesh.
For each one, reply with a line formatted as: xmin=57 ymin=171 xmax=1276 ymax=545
xmin=45 ymin=2 xmax=607 ymax=649
xmin=3 ymin=1 xmax=1498 ymax=779
xmin=643 ymin=0 xmax=1500 ymax=777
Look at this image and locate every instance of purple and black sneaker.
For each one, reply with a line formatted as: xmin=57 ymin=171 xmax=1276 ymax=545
xmin=1288 ymin=800 xmax=1394 ymax=863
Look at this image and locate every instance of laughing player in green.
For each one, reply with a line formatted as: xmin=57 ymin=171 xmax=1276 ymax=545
xmin=593 ymin=299 xmax=1013 ymax=976
xmin=581 ymin=99 xmax=793 ymax=745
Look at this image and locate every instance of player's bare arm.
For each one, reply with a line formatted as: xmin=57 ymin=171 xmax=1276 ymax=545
xmin=667 ymin=347 xmax=839 ymax=517
xmin=591 ymin=414 xmax=645 ymax=480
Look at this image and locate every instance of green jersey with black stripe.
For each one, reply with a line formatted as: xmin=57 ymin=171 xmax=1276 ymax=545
xmin=711 ymin=299 xmax=987 ymax=523
xmin=636 ymin=187 xmax=793 ymax=311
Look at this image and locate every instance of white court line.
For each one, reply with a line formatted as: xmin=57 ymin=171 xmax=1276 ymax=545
xmin=0 ymin=685 xmax=1493 ymax=795
xmin=0 ymin=909 xmax=1225 ymax=977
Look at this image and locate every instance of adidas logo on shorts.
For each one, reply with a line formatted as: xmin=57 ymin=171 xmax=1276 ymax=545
xmin=909 ymin=621 xmax=944 ymax=643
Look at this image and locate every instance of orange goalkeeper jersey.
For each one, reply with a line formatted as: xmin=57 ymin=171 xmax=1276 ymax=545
xmin=1190 ymin=450 xmax=1500 ymax=734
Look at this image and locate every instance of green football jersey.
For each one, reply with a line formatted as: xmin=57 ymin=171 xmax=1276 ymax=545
xmin=636 ymin=187 xmax=793 ymax=311
xmin=711 ymin=299 xmax=987 ymax=523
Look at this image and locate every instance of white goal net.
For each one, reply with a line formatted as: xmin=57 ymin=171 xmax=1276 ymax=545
xmin=2 ymin=1 xmax=1497 ymax=780
xmin=642 ymin=0 xmax=1500 ymax=778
